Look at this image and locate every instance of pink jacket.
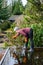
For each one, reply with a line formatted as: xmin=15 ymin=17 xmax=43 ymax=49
xmin=16 ymin=28 xmax=30 ymax=37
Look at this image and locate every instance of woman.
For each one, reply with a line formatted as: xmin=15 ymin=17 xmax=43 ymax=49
xmin=12 ymin=27 xmax=34 ymax=52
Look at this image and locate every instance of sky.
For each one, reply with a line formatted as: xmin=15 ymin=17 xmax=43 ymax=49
xmin=22 ymin=0 xmax=27 ymax=6
xmin=7 ymin=0 xmax=27 ymax=6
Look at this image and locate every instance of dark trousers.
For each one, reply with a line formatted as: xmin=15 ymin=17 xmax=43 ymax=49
xmin=26 ymin=28 xmax=34 ymax=49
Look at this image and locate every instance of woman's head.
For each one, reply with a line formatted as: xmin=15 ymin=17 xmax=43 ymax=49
xmin=14 ymin=27 xmax=20 ymax=32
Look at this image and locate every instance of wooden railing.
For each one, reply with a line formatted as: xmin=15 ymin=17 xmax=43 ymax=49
xmin=0 ymin=47 xmax=10 ymax=65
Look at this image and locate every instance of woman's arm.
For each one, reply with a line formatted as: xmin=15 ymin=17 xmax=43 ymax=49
xmin=12 ymin=33 xmax=20 ymax=39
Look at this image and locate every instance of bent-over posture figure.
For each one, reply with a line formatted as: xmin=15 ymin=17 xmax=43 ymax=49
xmin=12 ymin=27 xmax=34 ymax=52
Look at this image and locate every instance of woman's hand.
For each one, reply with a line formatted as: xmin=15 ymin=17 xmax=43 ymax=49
xmin=12 ymin=35 xmax=16 ymax=39
xmin=25 ymin=37 xmax=28 ymax=42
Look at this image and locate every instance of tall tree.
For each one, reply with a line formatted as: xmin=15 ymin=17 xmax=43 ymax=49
xmin=25 ymin=0 xmax=43 ymax=21
xmin=12 ymin=0 xmax=24 ymax=15
xmin=0 ymin=0 xmax=11 ymax=20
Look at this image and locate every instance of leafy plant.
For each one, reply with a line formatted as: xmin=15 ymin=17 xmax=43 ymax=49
xmin=0 ymin=21 xmax=11 ymax=31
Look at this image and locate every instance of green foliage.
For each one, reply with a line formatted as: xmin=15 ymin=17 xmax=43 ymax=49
xmin=4 ymin=42 xmax=11 ymax=48
xmin=31 ymin=23 xmax=43 ymax=47
xmin=4 ymin=42 xmax=9 ymax=48
xmin=24 ymin=0 xmax=43 ymax=21
xmin=0 ymin=0 xmax=11 ymax=20
xmin=11 ymin=22 xmax=16 ymax=31
xmin=0 ymin=21 xmax=11 ymax=30
xmin=12 ymin=0 xmax=24 ymax=15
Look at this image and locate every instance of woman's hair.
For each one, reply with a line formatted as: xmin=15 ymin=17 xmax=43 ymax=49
xmin=14 ymin=27 xmax=20 ymax=31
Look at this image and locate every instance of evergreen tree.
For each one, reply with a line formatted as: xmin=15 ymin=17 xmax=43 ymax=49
xmin=12 ymin=0 xmax=24 ymax=15
xmin=0 ymin=0 xmax=11 ymax=20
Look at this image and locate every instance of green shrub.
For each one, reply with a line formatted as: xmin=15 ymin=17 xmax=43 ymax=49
xmin=30 ymin=23 xmax=43 ymax=47
xmin=0 ymin=21 xmax=11 ymax=31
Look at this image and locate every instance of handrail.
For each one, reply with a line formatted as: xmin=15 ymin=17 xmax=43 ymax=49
xmin=0 ymin=47 xmax=10 ymax=65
